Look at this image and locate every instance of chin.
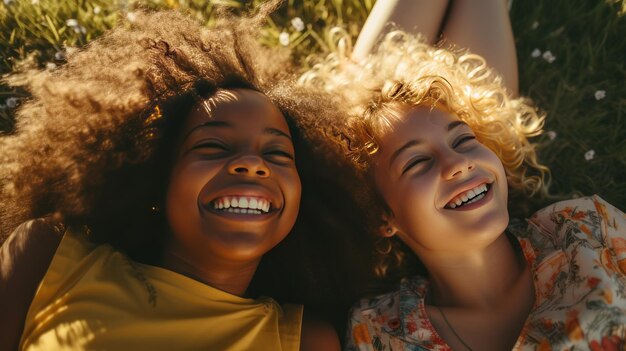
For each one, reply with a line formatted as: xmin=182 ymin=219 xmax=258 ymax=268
xmin=216 ymin=231 xmax=281 ymax=257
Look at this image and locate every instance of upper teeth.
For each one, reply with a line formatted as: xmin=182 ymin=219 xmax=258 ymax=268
xmin=448 ymin=184 xmax=488 ymax=209
xmin=212 ymin=196 xmax=271 ymax=213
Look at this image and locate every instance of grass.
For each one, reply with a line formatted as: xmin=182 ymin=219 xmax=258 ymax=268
xmin=512 ymin=0 xmax=626 ymax=211
xmin=1 ymin=0 xmax=624 ymax=212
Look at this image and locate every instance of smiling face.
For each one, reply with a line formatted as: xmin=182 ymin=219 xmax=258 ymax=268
xmin=165 ymin=89 xmax=301 ymax=265
xmin=373 ymin=106 xmax=509 ymax=256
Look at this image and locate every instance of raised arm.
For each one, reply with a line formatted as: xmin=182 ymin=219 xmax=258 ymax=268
xmin=441 ymin=0 xmax=518 ymax=94
xmin=0 ymin=218 xmax=64 ymax=351
xmin=353 ymin=0 xmax=518 ymax=94
xmin=352 ymin=0 xmax=450 ymax=61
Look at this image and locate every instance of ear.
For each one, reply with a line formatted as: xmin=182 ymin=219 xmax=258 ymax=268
xmin=378 ymin=213 xmax=399 ymax=238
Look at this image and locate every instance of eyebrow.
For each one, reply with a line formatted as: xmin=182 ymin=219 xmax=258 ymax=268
xmin=184 ymin=120 xmax=231 ymax=141
xmin=388 ymin=120 xmax=471 ymax=166
xmin=265 ymin=127 xmax=292 ymax=141
xmin=389 ymin=139 xmax=422 ymax=167
xmin=448 ymin=120 xmax=469 ymax=131
xmin=184 ymin=121 xmax=292 ymax=141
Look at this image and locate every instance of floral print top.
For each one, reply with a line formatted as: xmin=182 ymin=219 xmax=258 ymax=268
xmin=345 ymin=196 xmax=626 ymax=350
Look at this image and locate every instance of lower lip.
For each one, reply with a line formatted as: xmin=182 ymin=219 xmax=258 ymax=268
xmin=446 ymin=185 xmax=494 ymax=212
xmin=205 ymin=207 xmax=279 ymax=221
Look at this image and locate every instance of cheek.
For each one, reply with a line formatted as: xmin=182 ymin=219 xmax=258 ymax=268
xmin=166 ymin=161 xmax=220 ymax=211
xmin=376 ymin=172 xmax=433 ymax=222
xmin=376 ymin=173 xmax=443 ymax=238
xmin=478 ymin=146 xmax=506 ymax=171
xmin=385 ymin=174 xmax=433 ymax=207
xmin=484 ymin=150 xmax=507 ymax=183
xmin=280 ymin=168 xmax=302 ymax=212
xmin=477 ymin=147 xmax=508 ymax=202
xmin=396 ymin=181 xmax=437 ymax=227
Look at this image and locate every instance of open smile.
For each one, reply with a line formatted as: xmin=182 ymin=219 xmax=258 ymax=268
xmin=444 ymin=183 xmax=493 ymax=210
xmin=204 ymin=194 xmax=279 ymax=220
xmin=212 ymin=195 xmax=272 ymax=214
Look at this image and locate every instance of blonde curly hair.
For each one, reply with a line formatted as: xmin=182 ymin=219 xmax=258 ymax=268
xmin=299 ymin=30 xmax=550 ymax=279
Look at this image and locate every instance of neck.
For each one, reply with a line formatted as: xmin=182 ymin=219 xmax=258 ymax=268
xmin=421 ymin=234 xmax=526 ymax=309
xmin=161 ymin=249 xmax=260 ymax=297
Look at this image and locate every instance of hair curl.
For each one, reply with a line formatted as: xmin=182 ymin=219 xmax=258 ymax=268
xmin=299 ymin=30 xmax=550 ymax=282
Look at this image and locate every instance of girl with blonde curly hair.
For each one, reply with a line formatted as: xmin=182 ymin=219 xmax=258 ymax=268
xmin=300 ymin=1 xmax=626 ymax=350
xmin=0 ymin=2 xmax=361 ymax=350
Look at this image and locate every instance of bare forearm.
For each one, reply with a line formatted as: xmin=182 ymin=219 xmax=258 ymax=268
xmin=441 ymin=0 xmax=518 ymax=94
xmin=353 ymin=0 xmax=449 ymax=61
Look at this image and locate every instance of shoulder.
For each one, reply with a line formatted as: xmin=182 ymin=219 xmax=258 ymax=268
xmin=350 ymin=276 xmax=426 ymax=319
xmin=345 ymin=291 xmax=401 ymax=351
xmin=345 ymin=277 xmax=441 ymax=350
xmin=512 ymin=196 xmax=625 ymax=261
xmin=510 ymin=195 xmax=622 ymax=242
xmin=346 ymin=276 xmax=426 ymax=339
xmin=527 ymin=195 xmax=623 ymax=240
xmin=0 ymin=218 xmax=65 ymax=351
xmin=0 ymin=218 xmax=65 ymax=282
xmin=349 ymin=289 xmax=400 ymax=324
xmin=530 ymin=195 xmax=621 ymax=224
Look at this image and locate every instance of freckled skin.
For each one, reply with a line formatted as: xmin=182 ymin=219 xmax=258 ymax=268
xmin=373 ymin=106 xmax=509 ymax=256
xmin=165 ymin=89 xmax=301 ymax=266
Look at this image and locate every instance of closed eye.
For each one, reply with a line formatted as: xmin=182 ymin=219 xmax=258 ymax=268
xmin=190 ymin=141 xmax=229 ymax=155
xmin=453 ymin=135 xmax=476 ymax=148
xmin=402 ymin=157 xmax=429 ymax=174
xmin=264 ymin=149 xmax=295 ymax=164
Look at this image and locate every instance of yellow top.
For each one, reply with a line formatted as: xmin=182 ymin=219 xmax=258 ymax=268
xmin=20 ymin=229 xmax=302 ymax=351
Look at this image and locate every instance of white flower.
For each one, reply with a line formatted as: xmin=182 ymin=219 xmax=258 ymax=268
xmin=584 ymin=149 xmax=595 ymax=161
xmin=54 ymin=50 xmax=65 ymax=61
xmin=542 ymin=50 xmax=556 ymax=63
xmin=45 ymin=62 xmax=57 ymax=70
xmin=291 ymin=17 xmax=305 ymax=32
xmin=126 ymin=12 xmax=137 ymax=22
xmin=531 ymin=48 xmax=541 ymax=58
xmin=66 ymin=19 xmax=79 ymax=27
xmin=93 ymin=6 xmax=101 ymax=14
xmin=72 ymin=25 xmax=86 ymax=34
xmin=531 ymin=21 xmax=539 ymax=29
xmin=6 ymin=97 xmax=18 ymax=108
xmin=279 ymin=32 xmax=290 ymax=46
xmin=547 ymin=131 xmax=557 ymax=141
xmin=594 ymin=90 xmax=606 ymax=100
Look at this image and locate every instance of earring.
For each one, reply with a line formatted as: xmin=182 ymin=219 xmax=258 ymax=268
xmin=150 ymin=205 xmax=160 ymax=213
xmin=386 ymin=227 xmax=392 ymax=234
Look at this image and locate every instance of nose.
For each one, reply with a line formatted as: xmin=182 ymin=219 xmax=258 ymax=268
xmin=227 ymin=155 xmax=270 ymax=178
xmin=442 ymin=152 xmax=474 ymax=180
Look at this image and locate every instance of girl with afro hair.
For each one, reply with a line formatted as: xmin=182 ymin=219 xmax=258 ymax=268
xmin=0 ymin=2 xmax=370 ymax=350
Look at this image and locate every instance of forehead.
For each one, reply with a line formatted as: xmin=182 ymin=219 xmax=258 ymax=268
xmin=377 ymin=106 xmax=461 ymax=148
xmin=401 ymin=105 xmax=459 ymax=129
xmin=183 ymin=88 xmax=290 ymax=134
